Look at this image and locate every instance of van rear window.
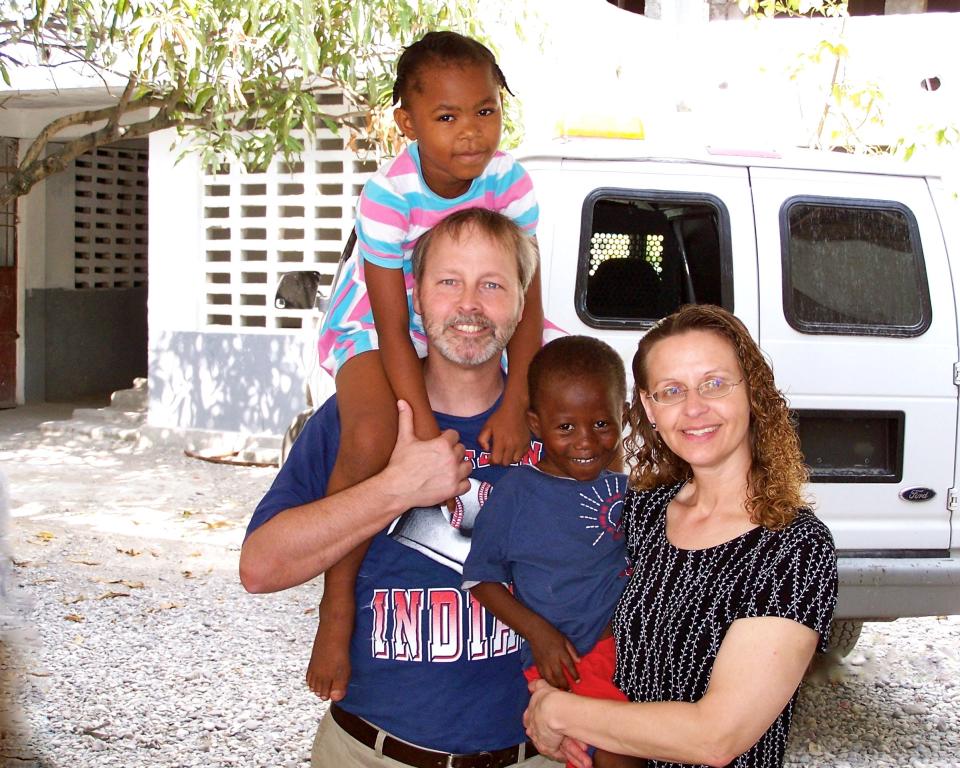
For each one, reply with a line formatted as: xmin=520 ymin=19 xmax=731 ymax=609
xmin=783 ymin=199 xmax=931 ymax=336
xmin=576 ymin=190 xmax=733 ymax=327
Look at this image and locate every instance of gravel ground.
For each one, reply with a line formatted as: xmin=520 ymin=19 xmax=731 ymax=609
xmin=1 ymin=404 xmax=959 ymax=767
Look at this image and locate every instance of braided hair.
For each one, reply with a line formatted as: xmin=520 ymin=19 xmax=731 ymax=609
xmin=392 ymin=31 xmax=513 ymax=106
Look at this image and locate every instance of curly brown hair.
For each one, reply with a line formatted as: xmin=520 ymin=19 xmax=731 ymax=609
xmin=625 ymin=304 xmax=809 ymax=530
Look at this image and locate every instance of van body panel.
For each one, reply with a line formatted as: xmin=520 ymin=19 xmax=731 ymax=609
xmin=750 ymin=167 xmax=957 ymax=553
xmin=518 ymin=138 xmax=960 ymax=621
xmin=519 ymin=139 xmax=939 ymax=178
xmin=836 ymin=556 xmax=960 ymax=619
xmin=927 ymin=177 xmax=960 ymax=552
xmin=535 ymin=159 xmax=758 ymax=371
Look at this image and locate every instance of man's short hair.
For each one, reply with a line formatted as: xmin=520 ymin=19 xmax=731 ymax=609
xmin=528 ymin=335 xmax=627 ymax=411
xmin=411 ymin=209 xmax=538 ymax=293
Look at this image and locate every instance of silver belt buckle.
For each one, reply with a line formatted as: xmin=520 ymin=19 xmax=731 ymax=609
xmin=445 ymin=751 xmax=495 ymax=768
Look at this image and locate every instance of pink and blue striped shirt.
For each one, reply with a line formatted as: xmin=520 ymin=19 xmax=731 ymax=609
xmin=317 ymin=142 xmax=539 ymax=375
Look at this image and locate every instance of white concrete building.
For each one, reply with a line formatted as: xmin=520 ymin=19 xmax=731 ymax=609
xmin=147 ymin=93 xmax=370 ymax=441
xmin=0 ymin=87 xmax=150 ymax=410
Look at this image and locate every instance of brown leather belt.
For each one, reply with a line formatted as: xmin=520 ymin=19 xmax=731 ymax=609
xmin=330 ymin=704 xmax=539 ymax=768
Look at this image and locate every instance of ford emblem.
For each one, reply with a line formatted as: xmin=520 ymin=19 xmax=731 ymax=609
xmin=899 ymin=487 xmax=936 ymax=502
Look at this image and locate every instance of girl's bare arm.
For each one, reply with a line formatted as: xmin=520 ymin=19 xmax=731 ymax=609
xmin=365 ymin=261 xmax=441 ymax=440
xmin=480 ymin=265 xmax=544 ymax=464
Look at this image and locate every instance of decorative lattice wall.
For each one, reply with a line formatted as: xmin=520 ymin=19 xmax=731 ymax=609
xmin=201 ymin=102 xmax=376 ymax=331
xmin=73 ymin=145 xmax=148 ymax=289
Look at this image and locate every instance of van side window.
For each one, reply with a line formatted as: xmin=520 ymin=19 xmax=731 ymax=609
xmin=576 ymin=190 xmax=732 ymax=327
xmin=783 ymin=198 xmax=931 ymax=336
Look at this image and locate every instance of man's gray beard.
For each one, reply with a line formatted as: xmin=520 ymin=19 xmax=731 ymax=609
xmin=424 ymin=312 xmax=518 ymax=367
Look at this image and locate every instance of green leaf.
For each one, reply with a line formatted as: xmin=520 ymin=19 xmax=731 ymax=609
xmin=194 ymin=85 xmax=216 ymax=113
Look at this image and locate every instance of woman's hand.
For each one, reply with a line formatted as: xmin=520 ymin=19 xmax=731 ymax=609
xmin=382 ymin=400 xmax=472 ymax=509
xmin=524 ymin=679 xmax=593 ymax=767
xmin=523 ymin=679 xmax=566 ymax=759
xmin=559 ymin=738 xmax=594 ymax=768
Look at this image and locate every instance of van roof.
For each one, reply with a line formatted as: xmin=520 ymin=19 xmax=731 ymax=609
xmin=515 ymin=137 xmax=941 ymax=179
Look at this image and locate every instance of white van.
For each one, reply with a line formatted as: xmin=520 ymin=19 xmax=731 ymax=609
xmin=520 ymin=136 xmax=960 ymax=651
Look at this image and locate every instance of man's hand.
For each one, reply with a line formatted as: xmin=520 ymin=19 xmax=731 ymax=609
xmin=528 ymin=622 xmax=581 ymax=691
xmin=239 ymin=399 xmax=473 ymax=594
xmin=383 ymin=400 xmax=472 ymax=510
xmin=478 ymin=399 xmax=530 ymax=466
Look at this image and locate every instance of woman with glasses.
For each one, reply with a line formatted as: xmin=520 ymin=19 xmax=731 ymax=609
xmin=523 ymin=304 xmax=837 ymax=768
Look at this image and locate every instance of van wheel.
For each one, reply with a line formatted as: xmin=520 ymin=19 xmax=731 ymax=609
xmin=280 ymin=409 xmax=314 ymax=467
xmin=828 ymin=620 xmax=863 ymax=658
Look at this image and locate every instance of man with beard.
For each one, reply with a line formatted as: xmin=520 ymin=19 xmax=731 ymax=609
xmin=240 ymin=209 xmax=554 ymax=768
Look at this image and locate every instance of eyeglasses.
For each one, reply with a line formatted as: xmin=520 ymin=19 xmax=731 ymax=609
xmin=646 ymin=378 xmax=743 ymax=405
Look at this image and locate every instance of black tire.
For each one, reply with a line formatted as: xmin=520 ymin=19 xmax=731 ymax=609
xmin=828 ymin=619 xmax=863 ymax=658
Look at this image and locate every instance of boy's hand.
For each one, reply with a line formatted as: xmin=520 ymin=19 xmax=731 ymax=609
xmin=528 ymin=623 xmax=581 ymax=691
xmin=478 ymin=400 xmax=530 ymax=466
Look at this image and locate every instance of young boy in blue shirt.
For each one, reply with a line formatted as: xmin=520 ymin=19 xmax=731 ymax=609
xmin=463 ymin=335 xmax=645 ymax=768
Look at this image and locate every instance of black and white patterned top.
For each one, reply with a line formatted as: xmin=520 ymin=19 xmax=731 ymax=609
xmin=612 ymin=482 xmax=838 ymax=768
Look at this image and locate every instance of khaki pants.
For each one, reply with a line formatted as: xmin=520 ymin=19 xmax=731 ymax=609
xmin=311 ymin=708 xmax=560 ymax=768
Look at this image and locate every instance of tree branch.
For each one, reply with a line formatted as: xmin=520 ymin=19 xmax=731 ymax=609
xmin=0 ymin=100 xmax=184 ymax=205
xmin=0 ymin=50 xmax=25 ymax=67
xmin=0 ymin=19 xmax=32 ymax=41
xmin=19 ymin=93 xmax=167 ymax=170
xmin=814 ymin=51 xmax=842 ymax=149
xmin=105 ymin=74 xmax=138 ymax=136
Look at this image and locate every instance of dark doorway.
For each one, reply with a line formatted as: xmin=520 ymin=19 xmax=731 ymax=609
xmin=0 ymin=138 xmax=17 ymax=408
xmin=848 ymin=0 xmax=888 ymax=14
xmin=926 ymin=0 xmax=960 ymax=11
xmin=607 ymin=0 xmax=646 ymax=13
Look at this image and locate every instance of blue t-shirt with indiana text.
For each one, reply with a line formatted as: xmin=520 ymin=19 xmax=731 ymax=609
xmin=247 ymin=396 xmax=542 ymax=753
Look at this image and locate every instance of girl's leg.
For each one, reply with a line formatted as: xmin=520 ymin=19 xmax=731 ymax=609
xmin=307 ymin=351 xmax=399 ymax=700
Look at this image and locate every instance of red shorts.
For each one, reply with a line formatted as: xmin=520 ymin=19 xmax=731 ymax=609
xmin=523 ymin=634 xmax=626 ymax=702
